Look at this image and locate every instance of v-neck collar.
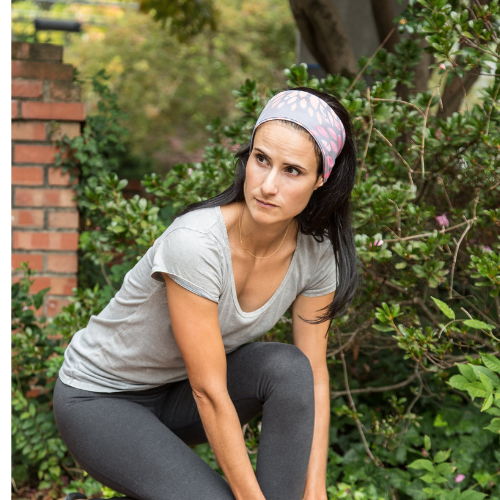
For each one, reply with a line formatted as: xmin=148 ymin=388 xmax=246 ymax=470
xmin=215 ymin=206 xmax=301 ymax=317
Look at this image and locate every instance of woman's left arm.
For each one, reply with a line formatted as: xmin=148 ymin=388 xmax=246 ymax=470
xmin=292 ymin=291 xmax=334 ymax=500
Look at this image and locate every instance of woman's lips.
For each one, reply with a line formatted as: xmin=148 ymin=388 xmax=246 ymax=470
xmin=255 ymin=198 xmax=277 ymax=209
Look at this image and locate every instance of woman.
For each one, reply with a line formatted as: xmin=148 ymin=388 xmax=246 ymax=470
xmin=54 ymin=87 xmax=358 ymax=500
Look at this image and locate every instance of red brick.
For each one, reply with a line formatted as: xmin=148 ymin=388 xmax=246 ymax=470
xmin=11 ymin=167 xmax=44 ymax=185
xmin=45 ymin=296 xmax=71 ymax=316
xmin=12 ymin=122 xmax=47 ymax=141
xmin=12 ymin=209 xmax=44 ymax=227
xmin=49 ymin=122 xmax=81 ymax=141
xmin=22 ymin=102 xmax=86 ymax=121
xmin=12 ymin=80 xmax=43 ymax=98
xmin=31 ymin=276 xmax=77 ymax=295
xmin=30 ymin=44 xmax=63 ymax=62
xmin=13 ymin=231 xmax=79 ymax=251
xmin=12 ymin=42 xmax=30 ymax=60
xmin=15 ymin=188 xmax=77 ymax=207
xmin=12 ymin=253 xmax=44 ymax=271
xmin=48 ymin=167 xmax=78 ymax=186
xmin=14 ymin=144 xmax=59 ymax=164
xmin=49 ymin=81 xmax=82 ymax=101
xmin=12 ymin=100 xmax=19 ymax=119
xmin=12 ymin=60 xmax=74 ymax=81
xmin=47 ymin=253 xmax=78 ymax=273
xmin=48 ymin=211 xmax=79 ymax=228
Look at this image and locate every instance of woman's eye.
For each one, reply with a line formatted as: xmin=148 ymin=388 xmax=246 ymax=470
xmin=256 ymin=154 xmax=267 ymax=164
xmin=286 ymin=167 xmax=301 ymax=176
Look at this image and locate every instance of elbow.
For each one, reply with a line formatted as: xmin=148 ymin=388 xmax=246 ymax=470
xmin=191 ymin=384 xmax=228 ymax=409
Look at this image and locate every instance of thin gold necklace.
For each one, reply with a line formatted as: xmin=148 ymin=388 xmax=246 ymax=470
xmin=238 ymin=204 xmax=292 ymax=259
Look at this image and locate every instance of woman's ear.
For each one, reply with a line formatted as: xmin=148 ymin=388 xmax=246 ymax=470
xmin=314 ymin=176 xmax=324 ymax=190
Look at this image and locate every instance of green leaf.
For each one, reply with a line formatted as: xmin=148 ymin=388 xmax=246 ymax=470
xmin=485 ymin=406 xmax=500 ymax=416
xmin=478 ymin=372 xmax=494 ymax=392
xmin=458 ymin=364 xmax=477 ymax=382
xmin=421 ymin=472 xmax=437 ymax=484
xmin=448 ymin=375 xmax=468 ymax=391
xmin=460 ymin=490 xmax=488 ymax=500
xmin=481 ymin=354 xmax=500 ymax=374
xmin=424 ymin=434 xmax=431 ymax=451
xmin=433 ymin=414 xmax=448 ymax=427
xmin=484 ymin=418 xmax=500 ymax=434
xmin=372 ymin=324 xmax=396 ymax=332
xmin=431 ymin=297 xmax=455 ymax=319
xmin=434 ymin=449 xmax=451 ymax=463
xmin=473 ymin=366 xmax=500 ymax=387
xmin=465 ymin=381 xmax=488 ymax=399
xmin=463 ymin=319 xmax=494 ymax=331
xmin=409 ymin=458 xmax=434 ymax=472
xmin=482 ymin=393 xmax=494 ymax=412
xmin=434 ymin=475 xmax=449 ymax=483
xmin=117 ymin=179 xmax=128 ymax=191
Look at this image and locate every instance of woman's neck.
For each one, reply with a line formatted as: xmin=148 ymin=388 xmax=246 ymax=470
xmin=224 ymin=202 xmax=298 ymax=258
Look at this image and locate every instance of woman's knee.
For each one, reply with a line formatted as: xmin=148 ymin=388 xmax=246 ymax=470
xmin=254 ymin=342 xmax=314 ymax=393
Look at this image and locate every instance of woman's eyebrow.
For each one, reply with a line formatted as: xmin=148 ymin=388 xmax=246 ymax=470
xmin=254 ymin=147 xmax=307 ymax=171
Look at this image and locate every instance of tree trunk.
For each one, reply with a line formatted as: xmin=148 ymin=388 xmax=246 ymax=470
xmin=370 ymin=0 xmax=400 ymax=54
xmin=369 ymin=0 xmax=410 ymax=99
xmin=438 ymin=69 xmax=480 ymax=118
xmin=289 ymin=0 xmax=358 ymax=77
xmin=412 ymin=36 xmax=432 ymax=93
xmin=438 ymin=0 xmax=491 ymax=115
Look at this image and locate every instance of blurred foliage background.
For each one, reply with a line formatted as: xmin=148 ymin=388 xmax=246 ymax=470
xmin=12 ymin=0 xmax=295 ymax=176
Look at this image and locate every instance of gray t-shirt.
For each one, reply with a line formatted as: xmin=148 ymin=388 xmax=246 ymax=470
xmin=59 ymin=206 xmax=337 ymax=392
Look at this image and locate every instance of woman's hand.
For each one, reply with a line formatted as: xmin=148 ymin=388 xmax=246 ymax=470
xmin=303 ymin=490 xmax=328 ymax=500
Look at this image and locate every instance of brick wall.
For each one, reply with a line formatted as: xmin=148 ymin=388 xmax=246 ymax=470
xmin=12 ymin=42 xmax=86 ymax=317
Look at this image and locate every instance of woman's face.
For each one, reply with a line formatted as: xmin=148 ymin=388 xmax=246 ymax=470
xmin=244 ymin=121 xmax=323 ymax=227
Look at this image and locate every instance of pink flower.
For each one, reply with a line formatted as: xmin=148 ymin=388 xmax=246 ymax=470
xmin=95 ymin=226 xmax=101 ymax=231
xmin=482 ymin=246 xmax=492 ymax=252
xmin=187 ymin=168 xmax=193 ymax=176
xmin=369 ymin=240 xmax=383 ymax=248
xmin=439 ymin=63 xmax=447 ymax=70
xmin=436 ymin=214 xmax=449 ymax=227
xmin=436 ymin=129 xmax=442 ymax=140
xmin=23 ymin=306 xmax=29 ymax=311
xmin=455 ymin=474 xmax=466 ymax=483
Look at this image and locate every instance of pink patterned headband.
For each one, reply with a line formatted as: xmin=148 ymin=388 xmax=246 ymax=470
xmin=250 ymin=90 xmax=346 ymax=182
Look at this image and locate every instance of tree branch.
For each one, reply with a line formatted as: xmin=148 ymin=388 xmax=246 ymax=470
xmin=331 ymin=371 xmax=418 ymax=399
xmin=336 ymin=331 xmax=381 ymax=466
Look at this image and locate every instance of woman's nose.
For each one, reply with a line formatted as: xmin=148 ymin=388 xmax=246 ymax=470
xmin=261 ymin=168 xmax=279 ymax=196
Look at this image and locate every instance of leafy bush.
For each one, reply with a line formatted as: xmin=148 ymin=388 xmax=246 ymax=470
xmin=12 ymin=0 xmax=500 ymax=498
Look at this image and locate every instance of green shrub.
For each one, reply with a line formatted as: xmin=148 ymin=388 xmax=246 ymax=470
xmin=12 ymin=0 xmax=500 ymax=498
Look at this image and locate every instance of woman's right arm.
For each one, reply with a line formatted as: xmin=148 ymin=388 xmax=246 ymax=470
xmin=163 ymin=274 xmax=265 ymax=500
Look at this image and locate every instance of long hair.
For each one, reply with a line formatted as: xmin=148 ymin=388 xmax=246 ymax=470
xmin=176 ymin=87 xmax=359 ymax=323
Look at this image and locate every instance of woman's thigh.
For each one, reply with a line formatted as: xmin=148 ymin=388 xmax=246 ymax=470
xmin=53 ymin=378 xmax=235 ymax=500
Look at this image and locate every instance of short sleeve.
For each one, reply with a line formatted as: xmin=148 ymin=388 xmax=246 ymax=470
xmin=151 ymin=228 xmax=223 ymax=303
xmin=300 ymin=243 xmax=337 ymax=297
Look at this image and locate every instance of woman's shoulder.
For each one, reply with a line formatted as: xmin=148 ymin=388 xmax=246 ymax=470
xmin=149 ymin=206 xmax=226 ymax=261
xmin=299 ymin=232 xmax=334 ymax=258
xmin=167 ymin=206 xmax=221 ymax=234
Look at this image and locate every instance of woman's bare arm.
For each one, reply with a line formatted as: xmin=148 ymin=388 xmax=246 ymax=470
xmin=292 ymin=292 xmax=334 ymax=500
xmin=163 ymin=274 xmax=265 ymax=500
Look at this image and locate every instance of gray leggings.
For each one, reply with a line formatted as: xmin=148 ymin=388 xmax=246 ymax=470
xmin=53 ymin=342 xmax=316 ymax=500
